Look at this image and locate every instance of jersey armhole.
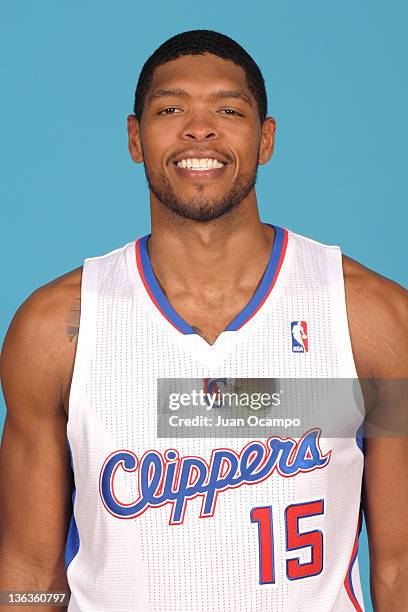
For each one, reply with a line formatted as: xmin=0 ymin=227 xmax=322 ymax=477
xmin=327 ymin=247 xmax=366 ymax=454
xmin=327 ymin=247 xmax=360 ymax=378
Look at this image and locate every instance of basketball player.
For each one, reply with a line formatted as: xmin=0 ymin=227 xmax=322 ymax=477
xmin=0 ymin=30 xmax=407 ymax=612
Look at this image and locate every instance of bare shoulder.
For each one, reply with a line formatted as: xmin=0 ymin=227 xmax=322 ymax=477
xmin=0 ymin=267 xmax=83 ymax=416
xmin=342 ymin=254 xmax=408 ymax=378
xmin=30 ymin=265 xmax=82 ymax=311
xmin=2 ymin=266 xmax=83 ymax=350
xmin=35 ymin=266 xmax=83 ymax=341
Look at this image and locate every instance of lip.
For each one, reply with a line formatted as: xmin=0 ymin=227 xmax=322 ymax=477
xmin=173 ymin=163 xmax=227 ymax=181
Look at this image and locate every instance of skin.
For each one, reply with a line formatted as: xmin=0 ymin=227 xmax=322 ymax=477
xmin=0 ymin=53 xmax=407 ymax=611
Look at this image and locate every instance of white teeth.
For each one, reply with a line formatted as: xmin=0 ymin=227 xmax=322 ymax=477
xmin=176 ymin=158 xmax=224 ymax=170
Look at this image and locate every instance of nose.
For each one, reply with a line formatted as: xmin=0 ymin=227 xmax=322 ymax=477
xmin=181 ymin=114 xmax=218 ymax=141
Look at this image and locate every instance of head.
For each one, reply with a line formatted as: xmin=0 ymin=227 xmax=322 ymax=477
xmin=128 ymin=30 xmax=276 ymax=222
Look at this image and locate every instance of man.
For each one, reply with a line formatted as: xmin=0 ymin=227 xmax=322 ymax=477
xmin=0 ymin=29 xmax=407 ymax=612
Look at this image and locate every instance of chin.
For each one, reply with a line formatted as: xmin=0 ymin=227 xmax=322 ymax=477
xmin=163 ymin=198 xmax=242 ymax=223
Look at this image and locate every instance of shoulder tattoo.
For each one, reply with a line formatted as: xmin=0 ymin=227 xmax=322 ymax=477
xmin=65 ymin=297 xmax=81 ymax=342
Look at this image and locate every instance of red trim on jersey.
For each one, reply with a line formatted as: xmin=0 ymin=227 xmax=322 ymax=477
xmin=135 ymin=239 xmax=182 ymax=333
xmin=237 ymin=227 xmax=288 ymax=330
xmin=344 ymin=512 xmax=363 ymax=611
xmin=135 ymin=226 xmax=288 ymax=336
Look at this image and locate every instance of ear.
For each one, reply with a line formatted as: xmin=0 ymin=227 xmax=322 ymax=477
xmin=127 ymin=115 xmax=144 ymax=164
xmin=258 ymin=116 xmax=276 ymax=165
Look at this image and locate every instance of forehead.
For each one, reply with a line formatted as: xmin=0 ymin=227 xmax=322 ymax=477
xmin=148 ymin=53 xmax=251 ymax=98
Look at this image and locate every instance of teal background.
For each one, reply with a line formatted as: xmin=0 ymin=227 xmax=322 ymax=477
xmin=1 ymin=1 xmax=407 ymax=609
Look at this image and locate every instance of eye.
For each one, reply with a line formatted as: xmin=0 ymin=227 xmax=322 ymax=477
xmin=157 ymin=107 xmax=182 ymax=115
xmin=219 ymin=108 xmax=244 ymax=116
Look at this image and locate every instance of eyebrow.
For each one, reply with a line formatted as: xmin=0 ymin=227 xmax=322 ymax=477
xmin=149 ymin=88 xmax=189 ymax=101
xmin=212 ymin=89 xmax=252 ymax=106
xmin=148 ymin=88 xmax=253 ymax=107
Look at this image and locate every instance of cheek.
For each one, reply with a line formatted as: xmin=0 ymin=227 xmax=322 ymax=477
xmin=228 ymin=125 xmax=261 ymax=162
xmin=140 ymin=128 xmax=169 ymax=169
xmin=141 ymin=118 xmax=166 ymax=146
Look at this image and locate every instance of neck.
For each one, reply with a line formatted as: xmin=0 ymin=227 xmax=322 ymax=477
xmin=148 ymin=193 xmax=274 ymax=295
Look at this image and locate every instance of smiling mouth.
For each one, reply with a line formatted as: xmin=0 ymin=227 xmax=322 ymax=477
xmin=175 ymin=157 xmax=225 ymax=171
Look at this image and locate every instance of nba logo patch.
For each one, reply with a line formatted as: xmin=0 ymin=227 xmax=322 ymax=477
xmin=291 ymin=321 xmax=308 ymax=353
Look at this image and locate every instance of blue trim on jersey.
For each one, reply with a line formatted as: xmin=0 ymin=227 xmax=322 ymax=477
xmin=226 ymin=225 xmax=285 ymax=331
xmin=138 ymin=225 xmax=285 ymax=335
xmin=138 ymin=235 xmax=196 ymax=334
xmin=64 ymin=439 xmax=80 ymax=569
xmin=347 ymin=539 xmax=359 ymax=602
xmin=356 ymin=422 xmax=364 ymax=454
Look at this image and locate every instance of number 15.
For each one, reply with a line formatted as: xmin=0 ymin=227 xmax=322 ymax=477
xmin=250 ymin=499 xmax=325 ymax=584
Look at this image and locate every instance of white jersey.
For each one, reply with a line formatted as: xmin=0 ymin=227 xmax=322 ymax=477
xmin=65 ymin=225 xmax=365 ymax=612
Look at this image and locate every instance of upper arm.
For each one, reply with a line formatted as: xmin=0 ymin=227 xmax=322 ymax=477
xmin=344 ymin=257 xmax=408 ymax=576
xmin=0 ymin=275 xmax=79 ymax=589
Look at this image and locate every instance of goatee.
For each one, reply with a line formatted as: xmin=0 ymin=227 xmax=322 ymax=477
xmin=144 ymin=165 xmax=258 ymax=222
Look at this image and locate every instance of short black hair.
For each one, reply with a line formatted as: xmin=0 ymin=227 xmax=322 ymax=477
xmin=133 ymin=30 xmax=267 ymax=123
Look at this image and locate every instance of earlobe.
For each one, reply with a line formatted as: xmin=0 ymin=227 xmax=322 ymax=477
xmin=258 ymin=117 xmax=276 ymax=165
xmin=127 ymin=115 xmax=144 ymax=164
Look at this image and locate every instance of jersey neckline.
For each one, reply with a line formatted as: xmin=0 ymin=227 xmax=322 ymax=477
xmin=134 ymin=224 xmax=288 ymax=336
